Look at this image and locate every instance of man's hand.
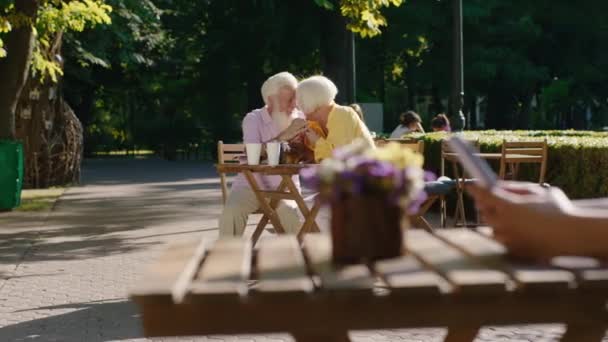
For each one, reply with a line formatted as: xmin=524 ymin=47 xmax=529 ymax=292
xmin=305 ymin=127 xmax=321 ymax=146
xmin=467 ymin=181 xmax=577 ymax=259
xmin=277 ymin=118 xmax=307 ymax=141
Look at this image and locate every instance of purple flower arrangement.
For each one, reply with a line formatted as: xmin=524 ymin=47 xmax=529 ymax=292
xmin=300 ymin=140 xmax=429 ymax=214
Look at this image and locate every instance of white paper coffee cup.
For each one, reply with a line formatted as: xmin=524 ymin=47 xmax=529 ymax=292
xmin=266 ymin=141 xmax=281 ymax=166
xmin=245 ymin=143 xmax=262 ymax=165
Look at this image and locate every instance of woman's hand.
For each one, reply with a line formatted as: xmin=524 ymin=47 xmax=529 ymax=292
xmin=467 ymin=181 xmax=578 ymax=259
xmin=277 ymin=118 xmax=307 ymax=141
xmin=305 ymin=127 xmax=321 ymax=146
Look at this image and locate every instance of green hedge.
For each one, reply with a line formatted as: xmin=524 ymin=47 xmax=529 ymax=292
xmin=413 ymin=130 xmax=608 ymax=199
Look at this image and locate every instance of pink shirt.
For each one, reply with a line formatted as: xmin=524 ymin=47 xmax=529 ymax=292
xmin=230 ymin=107 xmax=304 ymax=191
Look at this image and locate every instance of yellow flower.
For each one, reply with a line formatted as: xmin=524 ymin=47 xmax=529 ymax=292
xmin=365 ymin=142 xmax=423 ymax=169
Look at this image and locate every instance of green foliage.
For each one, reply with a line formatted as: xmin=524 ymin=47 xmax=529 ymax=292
xmin=314 ymin=0 xmax=334 ymax=10
xmin=414 ymin=130 xmax=608 ymax=199
xmin=314 ymin=0 xmax=405 ymax=38
xmin=0 ymin=0 xmax=112 ymax=81
xmin=5 ymin=0 xmax=598 ymax=160
xmin=33 ymin=0 xmax=112 ymax=81
xmin=365 ymin=0 xmax=608 ymax=131
xmin=0 ymin=16 xmax=9 ymax=57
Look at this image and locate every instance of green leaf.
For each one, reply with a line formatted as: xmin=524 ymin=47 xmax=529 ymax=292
xmin=314 ymin=0 xmax=334 ymax=10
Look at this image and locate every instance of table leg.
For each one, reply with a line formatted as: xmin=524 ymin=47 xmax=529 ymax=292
xmin=561 ymin=322 xmax=607 ymax=342
xmin=281 ymin=175 xmax=321 ymax=234
xmin=413 ymin=216 xmax=434 ymax=232
xmin=451 ymin=162 xmax=467 ymax=227
xmin=512 ymin=163 xmax=520 ymax=180
xmin=291 ymin=331 xmax=351 ymax=342
xmin=243 ymin=170 xmax=286 ymax=237
xmin=250 ymin=178 xmax=288 ymax=246
xmin=453 ymin=184 xmax=467 ymax=227
xmin=297 ymin=200 xmax=322 ymax=240
xmin=444 ymin=326 xmax=479 ymax=342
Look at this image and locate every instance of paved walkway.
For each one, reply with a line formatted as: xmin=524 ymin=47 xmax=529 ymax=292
xmin=0 ymin=158 xmax=600 ymax=341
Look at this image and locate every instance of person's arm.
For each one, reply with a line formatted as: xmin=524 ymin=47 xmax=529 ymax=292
xmin=389 ymin=125 xmax=403 ymax=139
xmin=563 ymin=208 xmax=608 ymax=258
xmin=572 ymin=198 xmax=608 ymax=210
xmin=414 ymin=122 xmax=425 ymax=133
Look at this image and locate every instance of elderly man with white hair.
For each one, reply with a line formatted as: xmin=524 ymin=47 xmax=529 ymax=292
xmin=297 ymin=75 xmax=375 ymax=162
xmin=219 ymin=72 xmax=307 ymax=237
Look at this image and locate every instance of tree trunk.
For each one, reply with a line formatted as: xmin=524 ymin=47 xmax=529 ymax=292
xmin=15 ymin=33 xmax=83 ymax=188
xmin=16 ymin=77 xmax=83 ymax=188
xmin=0 ymin=0 xmax=39 ymax=140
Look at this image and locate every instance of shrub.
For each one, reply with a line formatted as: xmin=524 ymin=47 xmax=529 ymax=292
xmin=413 ymin=130 xmax=608 ymax=199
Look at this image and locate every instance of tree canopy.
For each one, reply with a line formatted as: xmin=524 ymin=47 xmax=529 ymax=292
xmin=2 ymin=0 xmax=608 ymax=158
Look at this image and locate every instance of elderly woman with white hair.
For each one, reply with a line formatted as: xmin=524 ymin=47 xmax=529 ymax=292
xmin=218 ymin=71 xmax=306 ymax=237
xmin=296 ymin=75 xmax=375 ymax=162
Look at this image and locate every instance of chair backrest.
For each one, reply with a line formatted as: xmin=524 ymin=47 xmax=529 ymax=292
xmin=218 ymin=141 xmax=246 ymax=164
xmin=441 ymin=138 xmax=480 ymax=155
xmin=217 ymin=141 xmax=246 ymax=204
xmin=499 ymin=140 xmax=548 ymax=183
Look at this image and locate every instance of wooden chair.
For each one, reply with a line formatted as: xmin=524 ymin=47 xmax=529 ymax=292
xmin=499 ymin=140 xmax=548 ymax=184
xmin=441 ymin=139 xmax=480 ymax=227
xmin=217 ymin=141 xmax=246 ymax=204
xmin=217 ymin=141 xmax=272 ymax=239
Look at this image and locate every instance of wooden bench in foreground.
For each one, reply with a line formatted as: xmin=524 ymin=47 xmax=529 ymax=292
xmin=130 ymin=228 xmax=608 ymax=341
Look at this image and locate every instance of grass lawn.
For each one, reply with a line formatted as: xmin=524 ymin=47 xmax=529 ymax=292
xmin=17 ymin=188 xmax=66 ymax=212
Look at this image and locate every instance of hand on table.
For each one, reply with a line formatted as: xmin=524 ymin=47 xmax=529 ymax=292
xmin=467 ymin=181 xmax=578 ymax=259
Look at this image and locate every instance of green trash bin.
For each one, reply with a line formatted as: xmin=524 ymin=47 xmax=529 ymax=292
xmin=0 ymin=140 xmax=24 ymax=210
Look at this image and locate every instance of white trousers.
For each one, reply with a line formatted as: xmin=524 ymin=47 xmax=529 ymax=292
xmin=218 ymin=187 xmax=301 ymax=237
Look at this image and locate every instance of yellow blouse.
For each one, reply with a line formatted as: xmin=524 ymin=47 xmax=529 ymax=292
xmin=313 ymin=104 xmax=375 ymax=162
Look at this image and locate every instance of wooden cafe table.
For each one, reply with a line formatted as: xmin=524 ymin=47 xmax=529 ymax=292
xmin=215 ymin=163 xmax=321 ymax=245
xmin=130 ymin=228 xmax=608 ymax=341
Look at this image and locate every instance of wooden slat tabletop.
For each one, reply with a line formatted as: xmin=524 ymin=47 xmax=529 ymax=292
xmin=256 ymin=236 xmax=314 ymax=293
xmin=434 ymin=229 xmax=575 ymax=293
xmin=190 ymin=238 xmax=251 ymax=296
xmin=407 ymin=230 xmax=509 ymax=295
xmin=131 ymin=228 xmax=608 ymax=340
xmin=303 ymin=234 xmax=375 ymax=292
